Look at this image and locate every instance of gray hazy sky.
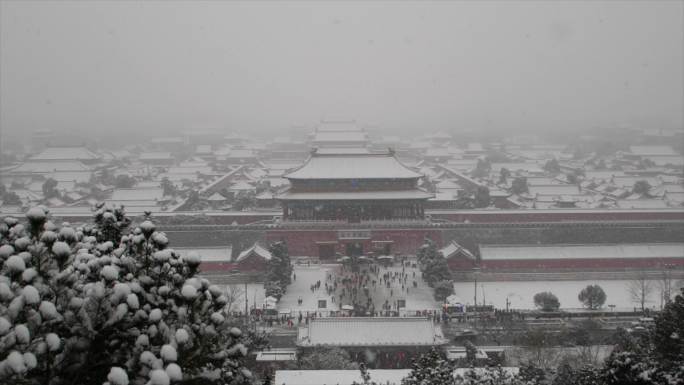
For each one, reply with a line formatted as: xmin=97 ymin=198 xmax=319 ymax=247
xmin=1 ymin=1 xmax=682 ymax=138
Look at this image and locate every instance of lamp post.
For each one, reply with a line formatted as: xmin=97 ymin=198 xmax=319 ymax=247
xmin=244 ymin=281 xmax=249 ymax=327
xmin=472 ymin=267 xmax=480 ymax=331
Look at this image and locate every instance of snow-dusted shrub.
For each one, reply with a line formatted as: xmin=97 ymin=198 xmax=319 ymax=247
xmin=0 ymin=205 xmax=254 ymax=384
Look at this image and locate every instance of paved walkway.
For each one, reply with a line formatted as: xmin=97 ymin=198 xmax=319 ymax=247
xmin=277 ymin=265 xmax=340 ymax=313
xmin=329 ymin=259 xmax=439 ymax=314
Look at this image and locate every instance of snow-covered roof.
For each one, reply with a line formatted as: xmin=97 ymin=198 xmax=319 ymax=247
xmin=629 ymin=145 xmax=678 ymax=156
xmin=440 ymin=241 xmax=475 ymax=260
xmin=274 ymin=368 xmax=520 ymax=385
xmin=256 ymin=191 xmax=275 ymax=200
xmin=616 ymin=199 xmax=669 ymax=209
xmin=205 ymin=192 xmax=228 ymax=201
xmin=491 ymin=162 xmax=544 ymax=174
xmin=30 ymin=146 xmax=100 ymax=161
xmin=529 ymin=185 xmax=581 ymax=196
xmin=277 ymin=189 xmax=433 ymax=201
xmin=49 ymin=171 xmax=92 ymax=183
xmin=10 ymin=161 xmax=92 ymax=173
xmin=9 ymin=189 xmax=42 ymax=201
xmin=316 ymin=120 xmax=363 ymax=132
xmin=312 ymin=131 xmax=368 ymax=144
xmin=453 ymin=368 xmax=520 ymax=377
xmin=424 ymin=148 xmax=452 ymax=158
xmin=525 ymin=177 xmax=560 ymax=186
xmin=255 ymin=349 xmax=297 ymax=362
xmin=264 ymin=177 xmax=290 ymax=188
xmin=275 ymin=370 xmax=411 ymax=385
xmin=139 ymin=152 xmax=173 ymax=160
xmin=227 ymin=149 xmax=256 ymax=159
xmin=228 ymin=181 xmax=254 ymax=191
xmin=150 ymin=137 xmax=184 ymax=144
xmin=297 ymin=317 xmax=447 ymax=347
xmin=665 ymin=192 xmax=684 ymax=204
xmin=646 ymin=156 xmax=684 ymax=167
xmin=175 ymin=247 xmax=233 ymax=263
xmin=236 ymin=243 xmax=272 ymax=263
xmin=429 ymin=191 xmax=457 ymax=201
xmin=480 ymin=243 xmax=684 ymax=261
xmin=466 ymin=143 xmax=485 ymax=152
xmin=314 ymin=147 xmax=371 ymax=155
xmin=195 ymin=145 xmax=212 ymax=154
xmin=285 ymin=152 xmax=423 ymax=180
xmin=110 ymin=188 xmax=164 ymax=201
xmin=611 ymin=176 xmax=660 ymax=189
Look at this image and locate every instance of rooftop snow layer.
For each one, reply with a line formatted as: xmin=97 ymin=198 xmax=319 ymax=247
xmin=30 ymin=146 xmax=100 ymax=161
xmin=275 ymin=370 xmax=411 ymax=385
xmin=236 ymin=243 xmax=272 ymax=263
xmin=480 ymin=243 xmax=684 ymax=260
xmin=285 ymin=152 xmax=422 ymax=180
xmin=629 ymin=145 xmax=678 ymax=156
xmin=175 ymin=247 xmax=233 ymax=262
xmin=312 ymin=131 xmax=368 ymax=143
xmin=277 ymin=189 xmax=433 ymax=200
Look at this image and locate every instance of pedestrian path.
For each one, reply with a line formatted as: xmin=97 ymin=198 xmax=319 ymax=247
xmin=278 ymin=265 xmax=339 ymax=313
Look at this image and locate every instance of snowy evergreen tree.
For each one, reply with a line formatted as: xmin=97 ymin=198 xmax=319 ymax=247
xmin=401 ymin=348 xmax=454 ymax=385
xmin=599 ymin=288 xmax=684 ymax=385
xmin=510 ymin=177 xmax=529 ymax=195
xmin=652 ymin=287 xmax=684 ymax=364
xmin=291 ymin=347 xmax=358 ymax=370
xmin=533 ymin=292 xmax=560 ymax=311
xmin=263 ymin=242 xmax=291 ymax=300
xmin=578 ymin=285 xmax=606 ymax=310
xmin=0 ymin=206 xmax=256 ymax=385
xmin=417 ymin=238 xmax=452 ymax=288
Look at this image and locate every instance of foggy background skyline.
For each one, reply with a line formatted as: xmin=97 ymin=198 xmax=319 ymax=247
xmin=1 ymin=1 xmax=682 ymax=141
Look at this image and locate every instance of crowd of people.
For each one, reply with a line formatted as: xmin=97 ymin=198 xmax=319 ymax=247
xmin=326 ymin=257 xmax=425 ymax=316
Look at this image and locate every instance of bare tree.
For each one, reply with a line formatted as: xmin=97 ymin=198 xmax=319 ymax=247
xmin=656 ymin=267 xmax=675 ymax=309
xmin=627 ymin=271 xmax=654 ymax=312
xmin=224 ymin=284 xmax=246 ymax=314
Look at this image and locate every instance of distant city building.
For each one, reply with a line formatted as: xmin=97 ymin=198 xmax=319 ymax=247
xmin=310 ymin=120 xmax=369 ymax=148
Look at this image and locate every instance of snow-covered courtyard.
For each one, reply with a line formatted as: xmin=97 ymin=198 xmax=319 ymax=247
xmin=278 ymin=264 xmax=340 ymax=313
xmin=222 ymin=262 xmax=442 ymax=315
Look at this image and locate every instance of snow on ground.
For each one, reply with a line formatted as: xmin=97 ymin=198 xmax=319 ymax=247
xmin=337 ymin=262 xmax=438 ymax=312
xmin=222 ymin=283 xmax=265 ymax=314
xmin=278 ymin=265 xmax=339 ymax=313
xmin=453 ymin=279 xmax=684 ymax=311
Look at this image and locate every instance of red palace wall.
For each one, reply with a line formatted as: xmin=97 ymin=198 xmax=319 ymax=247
xmin=265 ymin=230 xmax=339 ymax=257
xmin=199 ymin=255 xmax=269 ymax=273
xmin=36 ymin=208 xmax=684 ymax=226
xmin=200 ymin=261 xmax=237 ymax=272
xmin=429 ymin=210 xmax=684 ymax=223
xmin=480 ymin=257 xmax=684 ymax=270
xmin=265 ymin=228 xmax=442 ymax=258
xmin=447 ymin=257 xmax=478 ymax=271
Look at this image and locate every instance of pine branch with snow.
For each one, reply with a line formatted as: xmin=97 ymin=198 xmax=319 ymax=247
xmin=0 ymin=205 xmax=255 ymax=385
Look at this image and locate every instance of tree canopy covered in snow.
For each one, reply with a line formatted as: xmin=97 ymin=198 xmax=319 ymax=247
xmin=416 ymin=238 xmax=453 ymax=301
xmin=263 ymin=241 xmax=292 ymax=300
xmin=0 ymin=205 xmax=256 ymax=384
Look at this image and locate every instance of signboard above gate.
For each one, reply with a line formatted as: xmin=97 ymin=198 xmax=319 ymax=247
xmin=337 ymin=230 xmax=371 ymax=240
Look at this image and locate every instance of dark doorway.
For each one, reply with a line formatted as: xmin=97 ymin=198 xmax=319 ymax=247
xmin=346 ymin=242 xmax=363 ymax=257
xmin=318 ymin=244 xmax=335 ymax=259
